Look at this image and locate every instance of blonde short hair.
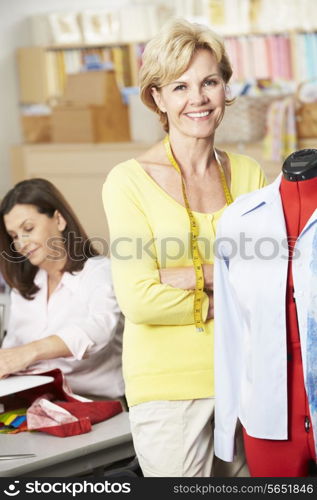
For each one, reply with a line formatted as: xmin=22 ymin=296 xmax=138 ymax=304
xmin=140 ymin=18 xmax=233 ymax=132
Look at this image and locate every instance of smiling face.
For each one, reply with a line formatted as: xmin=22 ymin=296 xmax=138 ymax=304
xmin=3 ymin=204 xmax=67 ymax=271
xmin=151 ymin=49 xmax=226 ymax=140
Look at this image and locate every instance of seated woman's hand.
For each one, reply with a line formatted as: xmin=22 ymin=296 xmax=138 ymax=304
xmin=0 ymin=344 xmax=35 ymax=379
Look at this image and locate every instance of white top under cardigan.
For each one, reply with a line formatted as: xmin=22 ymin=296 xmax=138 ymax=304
xmin=213 ymin=174 xmax=317 ymax=462
xmin=2 ymin=256 xmax=125 ymax=399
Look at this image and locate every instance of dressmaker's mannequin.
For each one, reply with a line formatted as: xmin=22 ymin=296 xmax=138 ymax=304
xmin=243 ymin=149 xmax=317 ymax=476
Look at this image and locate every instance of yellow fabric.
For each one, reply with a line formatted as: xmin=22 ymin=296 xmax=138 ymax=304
xmin=103 ymin=152 xmax=267 ymax=407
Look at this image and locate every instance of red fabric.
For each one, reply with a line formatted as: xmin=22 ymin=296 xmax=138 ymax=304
xmin=243 ymin=177 xmax=317 ymax=477
xmin=1 ymin=369 xmax=123 ymax=437
xmin=280 ymin=176 xmax=317 ymax=238
xmin=56 ymin=400 xmax=123 ymax=424
xmin=243 ymin=343 xmax=316 ymax=476
xmin=0 ymin=369 xmax=79 ymax=412
xmin=38 ymin=417 xmax=92 ymax=437
xmin=31 ymin=399 xmax=122 ymax=438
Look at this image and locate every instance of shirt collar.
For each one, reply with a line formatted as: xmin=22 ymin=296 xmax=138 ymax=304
xmin=238 ymin=173 xmax=317 ymax=234
xmin=34 ymin=267 xmax=81 ymax=292
xmin=240 ymin=174 xmax=282 ymax=217
xmin=34 ymin=268 xmax=46 ymax=287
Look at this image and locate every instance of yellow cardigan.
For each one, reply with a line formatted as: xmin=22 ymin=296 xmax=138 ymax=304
xmin=103 ymin=152 xmax=267 ymax=406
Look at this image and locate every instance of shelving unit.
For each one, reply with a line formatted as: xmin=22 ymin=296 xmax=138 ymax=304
xmin=17 ymin=28 xmax=317 ymax=110
xmin=14 ymin=28 xmax=317 ymax=152
xmin=17 ymin=42 xmax=145 ymax=105
xmin=224 ymin=30 xmax=317 ymax=83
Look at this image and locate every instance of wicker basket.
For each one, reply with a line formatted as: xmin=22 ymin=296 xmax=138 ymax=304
xmin=216 ymin=95 xmax=279 ymax=144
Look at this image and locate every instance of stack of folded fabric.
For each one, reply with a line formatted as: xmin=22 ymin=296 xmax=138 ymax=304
xmin=0 ymin=409 xmax=27 ymax=434
xmin=27 ymin=398 xmax=123 ymax=437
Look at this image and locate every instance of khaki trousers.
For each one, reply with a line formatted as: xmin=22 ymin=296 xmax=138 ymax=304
xmin=129 ymin=398 xmax=249 ymax=477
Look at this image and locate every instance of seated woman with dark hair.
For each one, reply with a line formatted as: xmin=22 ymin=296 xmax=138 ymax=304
xmin=0 ymin=178 xmax=124 ymax=401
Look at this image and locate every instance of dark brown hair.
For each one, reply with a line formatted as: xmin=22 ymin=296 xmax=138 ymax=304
xmin=0 ymin=178 xmax=99 ymax=299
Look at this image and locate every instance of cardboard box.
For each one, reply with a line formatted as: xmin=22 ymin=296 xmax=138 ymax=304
xmin=21 ymin=114 xmax=51 ymax=143
xmin=51 ymin=105 xmax=130 ymax=143
xmin=51 ymin=70 xmax=131 ymax=143
xmin=63 ymin=70 xmax=120 ymax=106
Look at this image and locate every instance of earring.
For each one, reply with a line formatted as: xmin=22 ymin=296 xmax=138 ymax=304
xmin=225 ymin=84 xmax=232 ymax=101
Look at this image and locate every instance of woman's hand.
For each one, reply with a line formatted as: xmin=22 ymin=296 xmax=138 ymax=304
xmin=206 ymin=292 xmax=214 ymax=320
xmin=0 ymin=344 xmax=36 ymax=379
xmin=202 ymin=264 xmax=213 ymax=292
xmin=0 ymin=335 xmax=72 ymax=379
xmin=159 ymin=266 xmax=196 ymax=290
xmin=159 ymin=264 xmax=214 ymax=291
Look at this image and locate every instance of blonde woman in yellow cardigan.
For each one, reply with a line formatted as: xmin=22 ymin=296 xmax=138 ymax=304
xmin=103 ymin=18 xmax=266 ymax=477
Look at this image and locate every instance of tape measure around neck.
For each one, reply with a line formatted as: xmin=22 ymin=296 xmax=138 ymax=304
xmin=163 ymin=135 xmax=233 ymax=332
xmin=214 ymin=149 xmax=233 ymax=206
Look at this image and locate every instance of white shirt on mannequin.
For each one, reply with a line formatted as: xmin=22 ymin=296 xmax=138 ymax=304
xmin=213 ymin=174 xmax=317 ymax=462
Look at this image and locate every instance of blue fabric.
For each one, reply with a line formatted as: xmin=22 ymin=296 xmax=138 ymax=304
xmin=10 ymin=415 xmax=27 ymax=428
xmin=307 ymin=226 xmax=317 ymax=456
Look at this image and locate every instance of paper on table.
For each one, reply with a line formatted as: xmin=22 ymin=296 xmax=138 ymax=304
xmin=0 ymin=375 xmax=54 ymax=397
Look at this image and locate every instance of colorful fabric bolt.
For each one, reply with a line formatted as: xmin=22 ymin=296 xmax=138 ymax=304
xmin=263 ymin=97 xmax=297 ymax=162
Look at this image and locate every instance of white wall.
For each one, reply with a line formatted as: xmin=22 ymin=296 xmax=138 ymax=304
xmin=0 ymin=0 xmax=130 ymax=198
